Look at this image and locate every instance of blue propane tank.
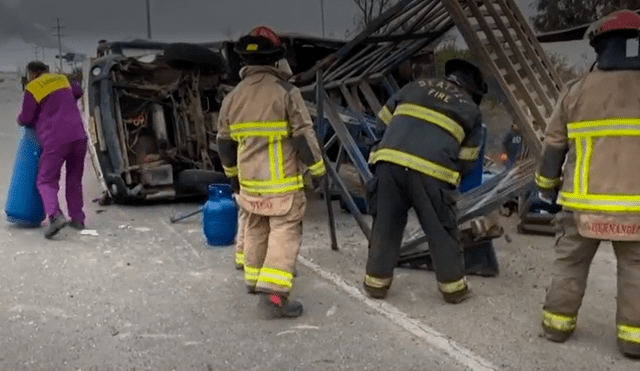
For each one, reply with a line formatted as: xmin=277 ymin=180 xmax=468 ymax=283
xmin=5 ymin=126 xmax=46 ymax=227
xmin=203 ymin=183 xmax=238 ymax=246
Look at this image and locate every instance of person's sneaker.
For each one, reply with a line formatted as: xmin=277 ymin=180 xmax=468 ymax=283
xmin=618 ymin=339 xmax=640 ymax=359
xmin=441 ymin=286 xmax=472 ymax=304
xmin=68 ymin=220 xmax=85 ymax=230
xmin=258 ymin=293 xmax=303 ymax=318
xmin=363 ymin=282 xmax=388 ymax=299
xmin=542 ymin=325 xmax=574 ymax=343
xmin=246 ymin=285 xmax=257 ymax=295
xmin=44 ymin=215 xmax=67 ymax=239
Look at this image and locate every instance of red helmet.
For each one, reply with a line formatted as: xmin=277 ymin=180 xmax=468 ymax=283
xmin=586 ymin=10 xmax=640 ymax=46
xmin=234 ymin=26 xmax=285 ymax=64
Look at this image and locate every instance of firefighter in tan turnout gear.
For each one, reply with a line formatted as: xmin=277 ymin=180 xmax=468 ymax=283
xmin=536 ymin=10 xmax=640 ymax=358
xmin=217 ymin=26 xmax=326 ymax=318
xmin=363 ymin=59 xmax=487 ymax=303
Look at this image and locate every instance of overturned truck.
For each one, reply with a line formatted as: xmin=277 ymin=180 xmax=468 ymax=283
xmin=84 ymin=36 xmax=346 ymax=202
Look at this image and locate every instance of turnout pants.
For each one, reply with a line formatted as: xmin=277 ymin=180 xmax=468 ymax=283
xmin=365 ymin=162 xmax=466 ymax=294
xmin=243 ymin=192 xmax=306 ymax=296
xmin=235 ymin=208 xmax=248 ymax=268
xmin=543 ymin=211 xmax=640 ymax=346
xmin=37 ymin=139 xmax=87 ymax=223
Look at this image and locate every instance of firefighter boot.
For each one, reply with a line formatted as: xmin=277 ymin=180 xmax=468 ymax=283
xmin=441 ymin=286 xmax=471 ymax=304
xmin=439 ymin=278 xmax=471 ymax=304
xmin=541 ymin=311 xmax=575 ymax=343
xmin=618 ymin=339 xmax=640 ymax=359
xmin=258 ymin=293 xmax=303 ymax=318
xmin=542 ymin=326 xmax=574 ymax=343
xmin=363 ymin=282 xmax=388 ymax=299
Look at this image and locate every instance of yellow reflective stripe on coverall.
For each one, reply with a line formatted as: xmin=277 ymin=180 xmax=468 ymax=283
xmin=258 ymin=267 xmax=293 ymax=290
xmin=458 ymin=146 xmax=480 ymax=161
xmin=364 ymin=275 xmax=392 ymax=288
xmin=618 ymin=324 xmax=640 ymax=343
xmin=535 ymin=173 xmax=561 ymax=190
xmin=229 ymin=121 xmax=289 ymax=139
xmin=394 ymin=103 xmax=466 ymax=144
xmin=542 ymin=310 xmax=577 ymax=332
xmin=371 ymin=148 xmax=460 ymax=185
xmin=244 ymin=266 xmax=260 ymax=284
xmin=559 ymin=118 xmax=640 ymax=212
xmin=378 ymin=105 xmax=393 ymax=125
xmin=26 ymin=74 xmax=71 ymax=103
xmin=308 ymin=159 xmax=326 ymax=177
xmin=235 ymin=251 xmax=245 ymax=266
xmin=223 ymin=165 xmax=238 ymax=178
xmin=438 ymin=278 xmax=467 ymax=294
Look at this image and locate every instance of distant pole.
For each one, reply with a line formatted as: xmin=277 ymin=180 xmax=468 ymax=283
xmin=34 ymin=46 xmax=39 ymax=60
xmin=55 ymin=18 xmax=64 ymax=72
xmin=320 ymin=0 xmax=325 ymax=37
xmin=146 ymin=0 xmax=152 ymax=39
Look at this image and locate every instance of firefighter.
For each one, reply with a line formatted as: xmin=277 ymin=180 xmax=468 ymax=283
xmin=216 ymin=26 xmax=326 ymax=318
xmin=536 ymin=10 xmax=640 ymax=358
xmin=363 ymin=58 xmax=487 ymax=303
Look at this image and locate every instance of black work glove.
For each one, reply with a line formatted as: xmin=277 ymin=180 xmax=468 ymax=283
xmin=230 ymin=177 xmax=240 ymax=194
xmin=311 ymin=175 xmax=326 ymax=192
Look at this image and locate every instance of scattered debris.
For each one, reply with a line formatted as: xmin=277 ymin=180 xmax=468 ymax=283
xmin=80 ymin=230 xmax=99 ymax=237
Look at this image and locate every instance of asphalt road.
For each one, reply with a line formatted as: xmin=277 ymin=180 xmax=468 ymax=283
xmin=1 ymin=72 xmax=638 ymax=371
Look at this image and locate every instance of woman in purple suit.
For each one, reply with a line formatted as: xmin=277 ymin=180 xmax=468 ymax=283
xmin=17 ymin=61 xmax=88 ymax=239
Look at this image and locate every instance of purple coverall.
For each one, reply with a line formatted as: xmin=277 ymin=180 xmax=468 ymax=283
xmin=18 ymin=73 xmax=88 ymax=224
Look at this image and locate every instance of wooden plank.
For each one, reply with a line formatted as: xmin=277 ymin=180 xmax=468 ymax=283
xmin=482 ymin=0 xmax=554 ymax=114
xmin=493 ymin=0 xmax=563 ymax=99
xmin=359 ymin=81 xmax=383 ymax=115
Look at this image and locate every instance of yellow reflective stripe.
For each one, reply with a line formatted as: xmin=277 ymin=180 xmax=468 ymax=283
xmin=364 ymin=275 xmax=392 ymax=288
xmin=394 ymin=103 xmax=465 ymax=143
xmin=568 ymin=118 xmax=640 ymax=138
xmin=618 ymin=324 xmax=640 ymax=344
xmin=268 ymin=136 xmax=279 ymax=180
xmin=277 ymin=137 xmax=285 ymax=180
xmin=244 ymin=266 xmax=260 ymax=283
xmin=458 ymin=146 xmax=480 ymax=161
xmin=438 ymin=278 xmax=467 ymax=294
xmin=308 ymin=159 xmax=326 ymax=177
xmin=240 ymin=175 xmax=304 ymax=195
xmin=559 ymin=192 xmax=640 ymax=212
xmin=223 ymin=165 xmax=238 ymax=178
xmin=235 ymin=251 xmax=245 ymax=266
xmin=372 ymin=148 xmax=460 ymax=185
xmin=575 ymin=137 xmax=584 ymax=195
xmin=542 ymin=310 xmax=576 ymax=332
xmin=258 ymin=267 xmax=293 ymax=289
xmin=26 ymin=74 xmax=71 ymax=103
xmin=378 ymin=105 xmax=393 ymax=125
xmin=582 ymin=137 xmax=594 ymax=195
xmin=535 ymin=173 xmax=561 ymax=190
xmin=229 ymin=121 xmax=289 ymax=139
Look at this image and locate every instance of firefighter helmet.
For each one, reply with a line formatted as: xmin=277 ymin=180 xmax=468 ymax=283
xmin=234 ymin=26 xmax=285 ymax=65
xmin=586 ymin=10 xmax=640 ymax=46
xmin=445 ymin=59 xmax=488 ymax=104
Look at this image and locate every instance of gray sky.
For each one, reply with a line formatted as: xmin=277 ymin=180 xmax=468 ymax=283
xmin=0 ymin=0 xmax=559 ymax=72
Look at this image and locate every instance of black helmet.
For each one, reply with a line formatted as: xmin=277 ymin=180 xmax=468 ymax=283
xmin=234 ymin=26 xmax=285 ymax=65
xmin=445 ymin=59 xmax=488 ymax=104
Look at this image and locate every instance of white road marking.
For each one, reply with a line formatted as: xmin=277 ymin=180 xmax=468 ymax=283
xmin=298 ymin=256 xmax=498 ymax=371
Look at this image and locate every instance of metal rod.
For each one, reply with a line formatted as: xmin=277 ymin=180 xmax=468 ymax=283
xmin=317 ymin=69 xmax=339 ymax=251
xmin=146 ymin=0 xmax=152 ymax=39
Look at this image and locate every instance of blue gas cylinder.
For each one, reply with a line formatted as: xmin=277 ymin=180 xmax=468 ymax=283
xmin=203 ymin=183 xmax=238 ymax=246
xmin=5 ymin=126 xmax=46 ymax=227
